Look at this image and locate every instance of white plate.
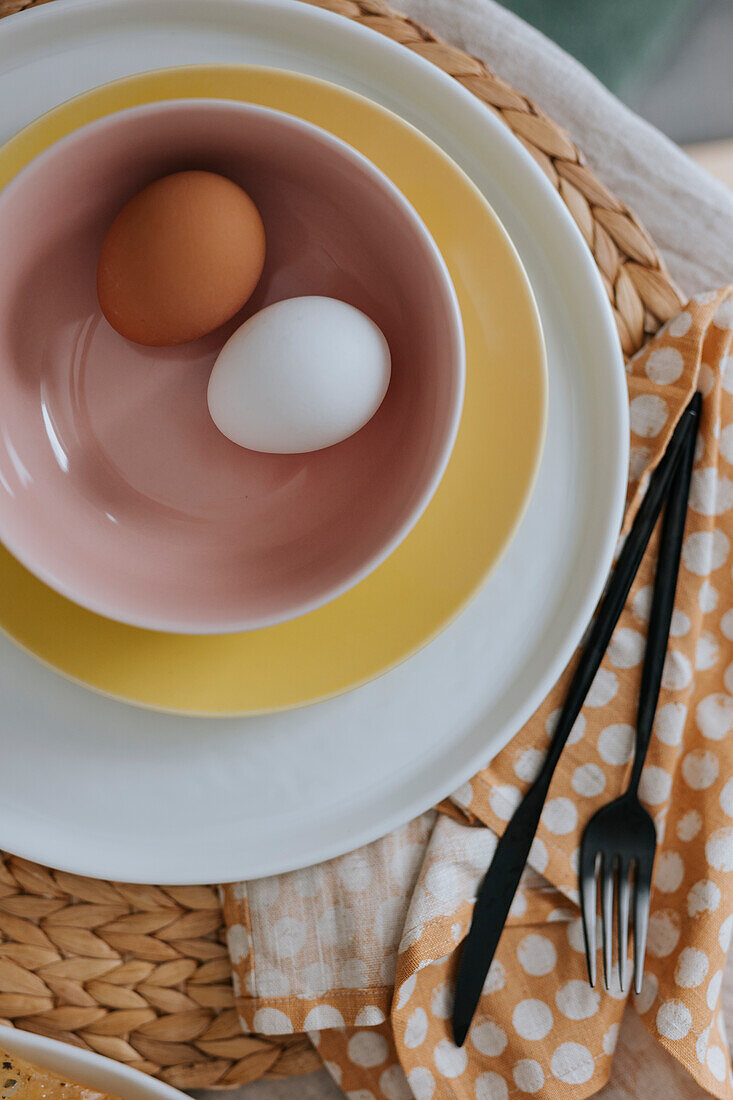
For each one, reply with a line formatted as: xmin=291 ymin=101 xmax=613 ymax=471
xmin=0 ymin=0 xmax=627 ymax=884
xmin=0 ymin=1025 xmax=186 ymax=1100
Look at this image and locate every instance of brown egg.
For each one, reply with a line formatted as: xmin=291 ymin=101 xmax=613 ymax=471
xmin=97 ymin=170 xmax=266 ymax=346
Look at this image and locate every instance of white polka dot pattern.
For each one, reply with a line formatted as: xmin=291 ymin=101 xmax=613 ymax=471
xmin=657 ymin=1000 xmax=692 ymax=1041
xmin=433 ymin=1039 xmax=467 ymax=1078
xmin=512 ymin=1000 xmax=553 ymax=1040
xmin=517 ymin=934 xmax=556 ymax=977
xmin=550 ymin=1042 xmax=594 ymax=1084
xmin=348 ymin=1031 xmax=390 ymax=1068
xmin=403 ymin=1008 xmax=428 ymax=1049
xmin=470 ymin=1019 xmax=508 ymax=1057
xmin=474 ymin=1071 xmax=508 ymax=1099
xmin=513 ymin=1058 xmax=545 ymax=1093
xmin=598 ymin=723 xmax=636 ymax=763
xmin=654 ymin=851 xmax=684 ymax=892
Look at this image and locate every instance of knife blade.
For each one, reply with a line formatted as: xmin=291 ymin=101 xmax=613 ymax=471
xmin=452 ymin=778 xmax=548 ymax=1047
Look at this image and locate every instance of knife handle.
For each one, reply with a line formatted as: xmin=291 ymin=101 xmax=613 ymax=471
xmin=540 ymin=395 xmax=701 ymax=780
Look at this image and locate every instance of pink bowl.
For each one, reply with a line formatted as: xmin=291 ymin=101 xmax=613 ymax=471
xmin=0 ymin=99 xmax=464 ymax=633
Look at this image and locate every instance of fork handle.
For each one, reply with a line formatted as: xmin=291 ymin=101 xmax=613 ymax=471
xmin=628 ymin=392 xmax=701 ymax=794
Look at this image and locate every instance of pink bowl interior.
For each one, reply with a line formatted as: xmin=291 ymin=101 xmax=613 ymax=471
xmin=0 ymin=100 xmax=463 ymax=632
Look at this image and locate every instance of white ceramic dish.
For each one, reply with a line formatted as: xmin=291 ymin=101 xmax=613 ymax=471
xmin=0 ymin=0 xmax=627 ymax=884
xmin=0 ymin=1025 xmax=186 ymax=1100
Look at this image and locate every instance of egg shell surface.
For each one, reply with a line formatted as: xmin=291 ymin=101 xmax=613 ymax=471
xmin=97 ymin=170 xmax=266 ymax=346
xmin=207 ymin=296 xmax=392 ymax=454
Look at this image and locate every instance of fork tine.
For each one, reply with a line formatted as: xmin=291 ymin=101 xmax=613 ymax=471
xmin=580 ymin=843 xmax=598 ymax=987
xmin=617 ymin=858 xmax=631 ymax=992
xmin=633 ymin=865 xmax=652 ymax=994
xmin=601 ymin=853 xmax=615 ymax=990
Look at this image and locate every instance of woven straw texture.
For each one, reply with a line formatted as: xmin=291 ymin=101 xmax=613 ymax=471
xmin=0 ymin=0 xmax=687 ymax=1087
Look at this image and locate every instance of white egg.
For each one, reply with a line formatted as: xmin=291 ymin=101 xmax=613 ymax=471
xmin=207 ymin=296 xmax=391 ymax=454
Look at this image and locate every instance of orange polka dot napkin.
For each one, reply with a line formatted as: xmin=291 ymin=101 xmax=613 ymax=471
xmin=221 ymin=288 xmax=733 ymax=1100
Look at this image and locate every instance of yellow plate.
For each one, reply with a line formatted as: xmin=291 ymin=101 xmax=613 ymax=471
xmin=0 ymin=65 xmax=546 ymax=716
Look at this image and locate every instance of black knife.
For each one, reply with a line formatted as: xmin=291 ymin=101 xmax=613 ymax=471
xmin=452 ymin=393 xmax=702 ymax=1047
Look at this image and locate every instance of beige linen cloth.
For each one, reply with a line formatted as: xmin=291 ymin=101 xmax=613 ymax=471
xmin=213 ymin=3 xmax=733 ymax=1099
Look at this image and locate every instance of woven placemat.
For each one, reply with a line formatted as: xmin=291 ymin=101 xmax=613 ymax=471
xmin=0 ymin=0 xmax=687 ymax=1088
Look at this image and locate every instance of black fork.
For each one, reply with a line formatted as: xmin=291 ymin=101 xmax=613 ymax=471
xmin=580 ymin=392 xmax=701 ymax=993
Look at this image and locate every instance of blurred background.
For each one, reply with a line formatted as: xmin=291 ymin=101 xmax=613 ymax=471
xmin=497 ymin=0 xmax=733 ymax=187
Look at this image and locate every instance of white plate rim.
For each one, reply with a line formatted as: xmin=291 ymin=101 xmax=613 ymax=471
xmin=0 ymin=1024 xmax=186 ymax=1100
xmin=0 ymin=0 xmax=628 ymax=883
